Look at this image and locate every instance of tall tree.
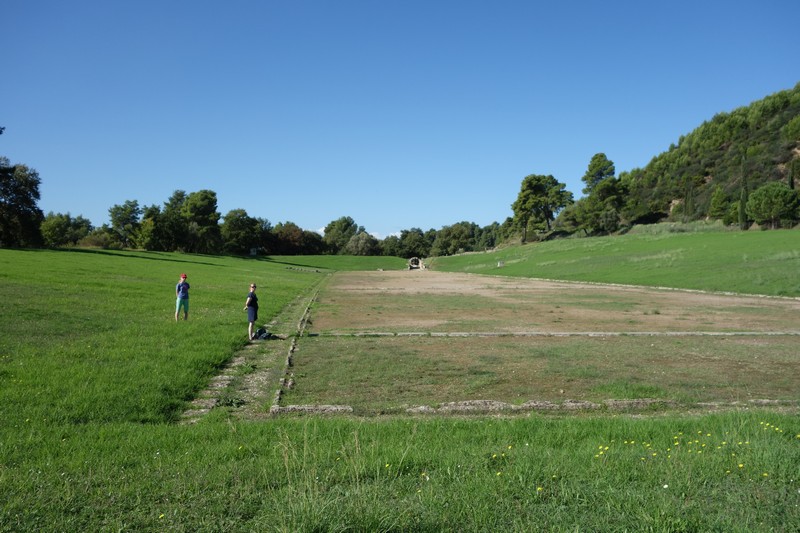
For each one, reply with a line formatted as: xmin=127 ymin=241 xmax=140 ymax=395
xmin=300 ymin=228 xmax=326 ymax=255
xmin=380 ymin=234 xmax=402 ymax=257
xmin=512 ymin=174 xmax=573 ymax=242
xmin=581 ymin=153 xmax=615 ymax=194
xmin=323 ymin=216 xmax=363 ymax=254
xmin=108 ymin=200 xmax=141 ymax=248
xmin=738 ymin=169 xmax=750 ymax=230
xmin=272 ymin=221 xmax=305 ymax=254
xmin=137 ymin=204 xmax=164 ymax=251
xmin=0 ymin=157 xmax=44 ymax=247
xmin=399 ymin=228 xmax=431 ymax=258
xmin=181 ymin=190 xmax=222 ymax=254
xmin=572 ymin=177 xmax=626 ymax=235
xmin=221 ymin=209 xmax=262 ymax=255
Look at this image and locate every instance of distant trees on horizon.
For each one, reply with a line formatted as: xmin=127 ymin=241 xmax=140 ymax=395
xmin=2 ymin=82 xmax=800 ymax=254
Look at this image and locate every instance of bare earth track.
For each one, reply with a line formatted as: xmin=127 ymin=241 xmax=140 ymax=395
xmin=184 ymin=270 xmax=800 ymax=421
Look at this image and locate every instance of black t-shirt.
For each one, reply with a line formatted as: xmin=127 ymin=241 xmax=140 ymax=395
xmin=247 ymin=291 xmax=258 ymax=308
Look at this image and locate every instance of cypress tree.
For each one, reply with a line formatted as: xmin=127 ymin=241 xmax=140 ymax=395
xmin=738 ymin=156 xmax=750 ymax=230
xmin=739 ymin=171 xmax=749 ymax=230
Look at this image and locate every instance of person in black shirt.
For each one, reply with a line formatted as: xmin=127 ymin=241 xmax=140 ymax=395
xmin=243 ymin=283 xmax=259 ymax=340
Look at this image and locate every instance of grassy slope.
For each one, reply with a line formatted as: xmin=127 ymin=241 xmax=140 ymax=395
xmin=1 ymin=240 xmax=799 ymax=531
xmin=0 ymin=250 xmax=404 ymax=425
xmin=429 ymin=229 xmax=800 ymax=297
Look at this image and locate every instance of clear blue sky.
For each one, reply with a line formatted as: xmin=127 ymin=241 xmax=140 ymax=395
xmin=4 ymin=1 xmax=799 ymax=238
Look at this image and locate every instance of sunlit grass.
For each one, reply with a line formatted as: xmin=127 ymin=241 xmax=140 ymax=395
xmin=431 ymin=229 xmax=800 ymax=296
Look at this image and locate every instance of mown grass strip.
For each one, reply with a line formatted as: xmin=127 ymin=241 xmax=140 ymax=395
xmin=431 ymin=230 xmax=800 ymax=297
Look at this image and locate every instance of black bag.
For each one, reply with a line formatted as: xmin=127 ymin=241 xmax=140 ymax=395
xmin=254 ymin=327 xmax=270 ymax=340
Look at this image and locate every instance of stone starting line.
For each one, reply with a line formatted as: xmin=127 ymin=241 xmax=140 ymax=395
xmin=311 ymin=330 xmax=800 ymax=337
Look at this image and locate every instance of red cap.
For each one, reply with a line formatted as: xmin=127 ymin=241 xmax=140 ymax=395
xmin=180 ymin=273 xmax=187 ymax=278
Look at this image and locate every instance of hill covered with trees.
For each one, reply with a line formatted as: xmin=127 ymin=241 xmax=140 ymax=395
xmin=550 ymin=83 xmax=800 ymax=236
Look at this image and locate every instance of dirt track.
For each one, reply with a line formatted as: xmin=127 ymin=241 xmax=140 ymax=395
xmin=185 ymin=270 xmax=800 ymax=420
xmin=311 ymin=270 xmax=800 ymax=335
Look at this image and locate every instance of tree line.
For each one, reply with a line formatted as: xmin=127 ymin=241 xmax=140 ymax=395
xmin=0 ymin=156 xmax=512 ymax=255
xmin=2 ymin=80 xmax=799 ymax=255
xmin=4 ymin=151 xmax=794 ymax=258
xmin=510 ymin=84 xmax=800 ymax=239
xmin=552 ymin=84 xmax=800 ymax=236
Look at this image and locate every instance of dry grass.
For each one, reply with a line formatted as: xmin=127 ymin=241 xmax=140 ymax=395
xmin=282 ymin=335 xmax=799 ymax=413
xmin=311 ymin=271 xmax=800 ymax=334
xmin=272 ymin=271 xmax=800 ymax=414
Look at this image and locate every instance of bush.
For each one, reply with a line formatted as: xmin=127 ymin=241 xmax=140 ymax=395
xmin=78 ymin=230 xmax=118 ymax=249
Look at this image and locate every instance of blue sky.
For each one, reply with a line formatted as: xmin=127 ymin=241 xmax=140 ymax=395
xmin=3 ymin=1 xmax=799 ymax=238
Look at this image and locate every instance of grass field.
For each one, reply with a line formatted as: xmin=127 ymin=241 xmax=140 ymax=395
xmin=429 ymin=229 xmax=800 ymax=297
xmin=2 ymin=230 xmax=799 ymax=531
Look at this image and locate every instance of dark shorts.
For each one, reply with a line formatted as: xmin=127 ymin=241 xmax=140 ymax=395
xmin=247 ymin=306 xmax=258 ymax=323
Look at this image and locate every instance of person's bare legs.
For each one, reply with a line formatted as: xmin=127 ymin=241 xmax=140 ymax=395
xmin=248 ymin=321 xmax=254 ymax=339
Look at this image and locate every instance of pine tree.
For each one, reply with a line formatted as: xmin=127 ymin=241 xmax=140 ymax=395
xmin=708 ymin=185 xmax=728 ymax=219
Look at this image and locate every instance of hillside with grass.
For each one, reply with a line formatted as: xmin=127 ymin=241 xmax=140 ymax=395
xmin=431 ymin=223 xmax=800 ymax=297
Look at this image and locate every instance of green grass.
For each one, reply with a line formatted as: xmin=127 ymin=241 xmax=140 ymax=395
xmin=0 ymin=250 xmax=328 ymax=424
xmin=3 ymin=414 xmax=799 ymax=531
xmin=429 ymin=229 xmax=800 ymax=297
xmin=2 ymin=237 xmax=800 ymax=531
xmin=282 ymin=335 xmax=800 ymax=412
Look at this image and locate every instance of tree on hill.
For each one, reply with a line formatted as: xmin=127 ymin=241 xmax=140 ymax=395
xmin=708 ymin=185 xmax=728 ymax=220
xmin=108 ymin=199 xmax=141 ymax=248
xmin=0 ymin=157 xmax=44 ymax=247
xmin=181 ymin=190 xmax=222 ymax=254
xmin=738 ymin=172 xmax=750 ymax=230
xmin=344 ymin=231 xmax=380 ymax=255
xmin=221 ymin=209 xmax=263 ymax=255
xmin=430 ymin=221 xmax=479 ymax=256
xmin=512 ymin=174 xmax=573 ymax=241
xmin=615 ymin=83 xmax=800 ymax=226
xmin=380 ymin=234 xmax=401 ymax=256
xmin=746 ymin=181 xmax=799 ymax=229
xmin=323 ymin=216 xmax=363 ymax=254
xmin=41 ymin=212 xmax=92 ymax=247
xmin=270 ymin=221 xmax=325 ymax=254
xmin=159 ymin=190 xmax=189 ymax=251
xmin=581 ymin=153 xmax=615 ymax=194
xmin=399 ymin=228 xmax=431 ymax=258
